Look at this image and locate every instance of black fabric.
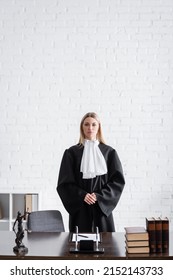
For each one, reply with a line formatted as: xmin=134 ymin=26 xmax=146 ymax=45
xmin=57 ymin=143 xmax=125 ymax=232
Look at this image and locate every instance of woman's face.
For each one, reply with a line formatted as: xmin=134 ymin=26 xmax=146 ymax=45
xmin=82 ymin=117 xmax=99 ymax=140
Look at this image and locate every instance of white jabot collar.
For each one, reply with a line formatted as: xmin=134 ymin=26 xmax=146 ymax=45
xmin=80 ymin=139 xmax=107 ymax=179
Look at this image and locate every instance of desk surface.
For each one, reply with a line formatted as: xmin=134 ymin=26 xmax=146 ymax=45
xmin=0 ymin=231 xmax=172 ymax=259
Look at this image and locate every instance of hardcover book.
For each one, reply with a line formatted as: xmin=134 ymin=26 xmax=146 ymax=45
xmin=126 ymin=246 xmax=150 ymax=254
xmin=125 ymin=239 xmax=149 ymax=247
xmin=25 ymin=194 xmax=32 ymax=213
xmin=146 ymin=217 xmax=169 ymax=254
xmin=162 ymin=217 xmax=169 ymax=253
xmin=155 ymin=218 xmax=162 ymax=253
xmin=124 ymin=227 xmax=149 ymax=241
xmin=146 ymin=217 xmax=156 ymax=253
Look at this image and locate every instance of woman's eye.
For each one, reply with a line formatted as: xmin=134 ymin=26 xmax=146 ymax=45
xmin=84 ymin=122 xmax=97 ymax=127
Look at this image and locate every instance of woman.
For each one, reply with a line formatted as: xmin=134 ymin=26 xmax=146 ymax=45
xmin=57 ymin=112 xmax=125 ymax=232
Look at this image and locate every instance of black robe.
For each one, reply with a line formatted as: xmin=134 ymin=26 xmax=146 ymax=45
xmin=57 ymin=143 xmax=125 ymax=232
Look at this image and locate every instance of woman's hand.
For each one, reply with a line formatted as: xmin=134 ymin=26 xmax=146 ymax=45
xmin=84 ymin=193 xmax=97 ymax=205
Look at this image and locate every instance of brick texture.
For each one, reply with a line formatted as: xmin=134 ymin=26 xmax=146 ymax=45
xmin=0 ymin=0 xmax=173 ymax=231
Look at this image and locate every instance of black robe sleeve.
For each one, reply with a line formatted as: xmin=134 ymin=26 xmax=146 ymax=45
xmin=96 ymin=149 xmax=125 ymax=217
xmin=57 ymin=149 xmax=87 ymax=216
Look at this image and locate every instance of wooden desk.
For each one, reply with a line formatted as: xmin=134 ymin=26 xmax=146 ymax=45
xmin=0 ymin=231 xmax=172 ymax=259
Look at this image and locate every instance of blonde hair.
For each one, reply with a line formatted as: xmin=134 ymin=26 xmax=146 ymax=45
xmin=79 ymin=112 xmax=106 ymax=145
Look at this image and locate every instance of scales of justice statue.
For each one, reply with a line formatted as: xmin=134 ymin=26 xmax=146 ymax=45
xmin=13 ymin=211 xmax=28 ymax=254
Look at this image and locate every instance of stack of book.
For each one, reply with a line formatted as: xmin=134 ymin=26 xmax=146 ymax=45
xmin=125 ymin=226 xmax=149 ymax=254
xmin=146 ymin=217 xmax=169 ymax=253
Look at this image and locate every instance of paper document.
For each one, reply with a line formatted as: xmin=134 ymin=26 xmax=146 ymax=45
xmin=72 ymin=233 xmax=101 ymax=242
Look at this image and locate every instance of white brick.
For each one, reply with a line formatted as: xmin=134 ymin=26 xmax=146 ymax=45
xmin=0 ymin=0 xmax=173 ymax=231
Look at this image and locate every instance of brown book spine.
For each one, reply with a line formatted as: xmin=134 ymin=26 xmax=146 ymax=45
xmin=162 ymin=218 xmax=169 ymax=253
xmin=146 ymin=218 xmax=156 ymax=253
xmin=155 ymin=218 xmax=162 ymax=253
xmin=25 ymin=194 xmax=32 ymax=213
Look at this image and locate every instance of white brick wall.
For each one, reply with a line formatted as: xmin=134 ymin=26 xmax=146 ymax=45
xmin=0 ymin=0 xmax=173 ymax=231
